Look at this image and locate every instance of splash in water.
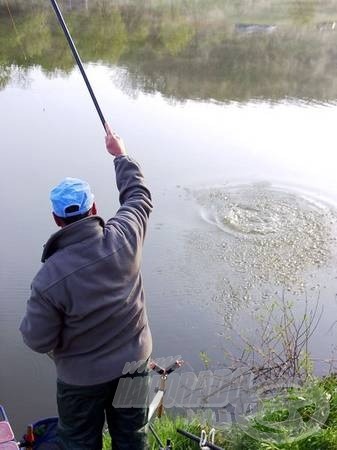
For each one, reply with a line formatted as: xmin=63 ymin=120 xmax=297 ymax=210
xmin=185 ymin=183 xmax=337 ymax=318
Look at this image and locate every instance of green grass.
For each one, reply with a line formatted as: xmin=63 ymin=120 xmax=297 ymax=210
xmin=103 ymin=416 xmax=201 ymax=449
xmin=103 ymin=374 xmax=337 ymax=449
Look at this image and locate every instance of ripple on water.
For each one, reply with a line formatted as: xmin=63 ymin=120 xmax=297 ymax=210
xmin=186 ymin=183 xmax=337 ymax=319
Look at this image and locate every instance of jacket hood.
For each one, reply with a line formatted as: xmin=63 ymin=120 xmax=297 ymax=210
xmin=41 ymin=215 xmax=105 ymax=262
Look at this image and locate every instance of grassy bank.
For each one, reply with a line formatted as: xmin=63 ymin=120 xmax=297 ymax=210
xmin=103 ymin=374 xmax=337 ymax=449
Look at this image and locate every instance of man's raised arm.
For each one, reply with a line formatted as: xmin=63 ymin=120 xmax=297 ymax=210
xmin=105 ymin=124 xmax=153 ymax=243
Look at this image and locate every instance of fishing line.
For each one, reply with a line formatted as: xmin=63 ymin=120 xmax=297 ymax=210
xmin=5 ymin=0 xmax=28 ymax=61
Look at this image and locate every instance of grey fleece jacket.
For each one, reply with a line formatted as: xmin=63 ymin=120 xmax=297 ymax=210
xmin=20 ymin=156 xmax=153 ymax=386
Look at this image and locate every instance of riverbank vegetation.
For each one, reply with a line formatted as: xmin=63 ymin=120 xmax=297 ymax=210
xmin=102 ymin=374 xmax=337 ymax=449
xmin=1 ymin=0 xmax=337 ymax=101
xmin=102 ymin=294 xmax=337 ymax=449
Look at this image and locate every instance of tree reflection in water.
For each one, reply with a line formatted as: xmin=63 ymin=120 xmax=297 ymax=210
xmin=1 ymin=0 xmax=337 ymax=102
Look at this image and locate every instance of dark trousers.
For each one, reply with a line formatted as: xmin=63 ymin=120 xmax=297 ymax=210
xmin=56 ymin=368 xmax=149 ymax=450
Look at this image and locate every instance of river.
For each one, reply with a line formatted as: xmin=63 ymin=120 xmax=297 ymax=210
xmin=1 ymin=0 xmax=337 ymax=435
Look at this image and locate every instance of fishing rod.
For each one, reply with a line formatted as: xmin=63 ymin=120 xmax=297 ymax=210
xmin=176 ymin=428 xmax=224 ymax=450
xmin=49 ymin=0 xmax=106 ymax=131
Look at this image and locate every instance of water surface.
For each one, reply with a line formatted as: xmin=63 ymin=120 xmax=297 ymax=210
xmin=1 ymin=0 xmax=337 ymax=434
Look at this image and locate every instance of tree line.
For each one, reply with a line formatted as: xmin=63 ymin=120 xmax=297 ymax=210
xmin=1 ymin=0 xmax=337 ymax=102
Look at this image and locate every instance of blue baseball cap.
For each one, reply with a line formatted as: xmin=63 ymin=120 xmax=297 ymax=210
xmin=50 ymin=177 xmax=94 ymax=218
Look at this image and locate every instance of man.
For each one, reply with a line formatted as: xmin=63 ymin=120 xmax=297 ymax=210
xmin=20 ymin=125 xmax=153 ymax=450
